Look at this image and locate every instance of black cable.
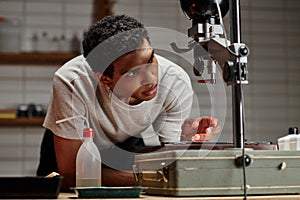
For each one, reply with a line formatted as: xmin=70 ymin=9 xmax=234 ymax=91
xmin=242 ymin=147 xmax=247 ymax=200
xmin=241 ymin=82 xmax=247 ymax=200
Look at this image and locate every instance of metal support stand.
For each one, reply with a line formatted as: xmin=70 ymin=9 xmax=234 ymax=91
xmin=230 ymin=0 xmax=245 ymax=149
xmin=177 ymin=0 xmax=249 ymax=149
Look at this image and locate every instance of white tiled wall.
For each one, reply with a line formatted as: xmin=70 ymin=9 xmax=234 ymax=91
xmin=0 ymin=0 xmax=93 ymax=176
xmin=0 ymin=127 xmax=44 ymax=175
xmin=0 ymin=66 xmax=58 ymax=108
xmin=0 ymin=0 xmax=93 ymax=52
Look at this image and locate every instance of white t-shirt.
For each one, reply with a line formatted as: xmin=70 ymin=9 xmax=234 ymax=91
xmin=43 ymin=54 xmax=194 ymax=150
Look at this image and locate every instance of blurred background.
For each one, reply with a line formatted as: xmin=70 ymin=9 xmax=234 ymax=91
xmin=0 ymin=0 xmax=299 ymax=176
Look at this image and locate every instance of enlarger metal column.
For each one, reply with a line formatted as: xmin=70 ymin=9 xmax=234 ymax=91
xmin=230 ymin=0 xmax=245 ymax=149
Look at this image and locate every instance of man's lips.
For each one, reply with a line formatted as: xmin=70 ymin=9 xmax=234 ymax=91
xmin=143 ymin=85 xmax=157 ymax=96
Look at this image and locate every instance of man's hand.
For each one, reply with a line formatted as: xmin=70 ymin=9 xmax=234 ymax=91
xmin=181 ymin=117 xmax=221 ymax=142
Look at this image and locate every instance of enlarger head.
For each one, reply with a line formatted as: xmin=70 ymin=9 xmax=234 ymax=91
xmin=178 ymin=0 xmax=231 ymax=82
xmin=179 ymin=0 xmax=229 ymax=24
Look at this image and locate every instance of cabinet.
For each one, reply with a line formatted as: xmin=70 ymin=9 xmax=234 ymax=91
xmin=0 ymin=53 xmax=79 ymax=126
xmin=0 ymin=0 xmax=113 ymax=66
xmin=0 ymin=0 xmax=114 ymax=126
xmin=0 ymin=118 xmax=44 ymax=127
xmin=0 ymin=52 xmax=80 ymax=126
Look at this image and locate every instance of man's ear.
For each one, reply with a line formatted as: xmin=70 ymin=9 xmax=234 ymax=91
xmin=99 ymin=74 xmax=113 ymax=86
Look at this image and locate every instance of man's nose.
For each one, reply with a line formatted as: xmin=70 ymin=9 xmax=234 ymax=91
xmin=141 ymin=64 xmax=156 ymax=85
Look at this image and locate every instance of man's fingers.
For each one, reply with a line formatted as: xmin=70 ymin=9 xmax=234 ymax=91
xmin=191 ymin=133 xmax=215 ymax=142
xmin=183 ymin=118 xmax=201 ymax=128
xmin=214 ymin=125 xmax=221 ymax=133
xmin=198 ymin=125 xmax=221 ymax=135
xmin=184 ymin=118 xmax=197 ymax=126
xmin=205 ymin=127 xmax=213 ymax=134
xmin=192 ymin=121 xmax=199 ymax=128
xmin=199 ymin=117 xmax=218 ymax=127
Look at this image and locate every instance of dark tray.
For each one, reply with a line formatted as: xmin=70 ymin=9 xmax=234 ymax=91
xmin=71 ymin=186 xmax=143 ymax=198
xmin=0 ymin=176 xmax=63 ymax=199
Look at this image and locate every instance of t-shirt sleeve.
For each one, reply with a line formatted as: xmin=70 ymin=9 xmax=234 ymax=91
xmin=43 ymin=74 xmax=90 ymax=139
xmin=152 ymin=64 xmax=194 ymax=143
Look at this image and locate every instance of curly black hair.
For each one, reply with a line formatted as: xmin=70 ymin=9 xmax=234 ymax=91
xmin=82 ymin=15 xmax=150 ymax=77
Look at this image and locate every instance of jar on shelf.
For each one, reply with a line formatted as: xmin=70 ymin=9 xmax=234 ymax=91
xmin=0 ymin=17 xmax=21 ymax=53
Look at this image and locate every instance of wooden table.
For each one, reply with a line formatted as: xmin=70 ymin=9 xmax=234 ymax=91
xmin=59 ymin=192 xmax=300 ymax=200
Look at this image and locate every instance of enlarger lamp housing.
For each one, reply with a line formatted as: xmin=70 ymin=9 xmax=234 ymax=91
xmin=179 ymin=0 xmax=229 ymax=23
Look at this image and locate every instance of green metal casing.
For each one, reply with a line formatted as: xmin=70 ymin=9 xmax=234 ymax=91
xmin=134 ymin=149 xmax=300 ymax=196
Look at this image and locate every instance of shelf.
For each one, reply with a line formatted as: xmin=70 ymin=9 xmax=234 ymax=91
xmin=0 ymin=52 xmax=78 ymax=66
xmin=0 ymin=117 xmax=44 ymax=127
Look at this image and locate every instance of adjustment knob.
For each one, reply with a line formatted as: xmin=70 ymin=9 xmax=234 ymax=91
xmin=223 ymin=61 xmax=234 ymax=83
xmin=239 ymin=46 xmax=249 ymax=57
xmin=235 ymin=155 xmax=252 ymax=167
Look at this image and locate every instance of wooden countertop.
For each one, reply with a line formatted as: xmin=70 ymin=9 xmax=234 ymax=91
xmin=59 ymin=192 xmax=300 ymax=200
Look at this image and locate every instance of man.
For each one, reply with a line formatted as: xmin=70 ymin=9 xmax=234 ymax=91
xmin=37 ymin=15 xmax=220 ymax=191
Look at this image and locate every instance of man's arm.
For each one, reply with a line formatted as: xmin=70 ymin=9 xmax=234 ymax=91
xmin=53 ymin=134 xmax=81 ymax=191
xmin=102 ymin=168 xmax=136 ymax=186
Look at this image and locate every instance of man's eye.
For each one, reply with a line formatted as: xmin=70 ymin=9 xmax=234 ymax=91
xmin=125 ymin=70 xmax=137 ymax=77
xmin=148 ymin=55 xmax=154 ymax=64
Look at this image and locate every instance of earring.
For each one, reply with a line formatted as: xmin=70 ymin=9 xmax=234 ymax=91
xmin=106 ymin=86 xmax=112 ymax=99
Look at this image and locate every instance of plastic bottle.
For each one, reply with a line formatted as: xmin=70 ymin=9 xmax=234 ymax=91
xmin=277 ymin=127 xmax=298 ymax=151
xmin=70 ymin=33 xmax=81 ymax=54
xmin=289 ymin=127 xmax=299 ymax=150
xmin=76 ymin=128 xmax=101 ymax=187
xmin=31 ymin=33 xmax=38 ymax=52
xmin=49 ymin=36 xmax=59 ymax=52
xmin=58 ymin=34 xmax=70 ymax=52
xmin=0 ymin=17 xmax=21 ymax=53
xmin=36 ymin=32 xmax=49 ymax=52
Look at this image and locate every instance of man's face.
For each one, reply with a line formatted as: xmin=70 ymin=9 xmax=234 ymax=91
xmin=102 ymin=39 xmax=159 ymax=105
